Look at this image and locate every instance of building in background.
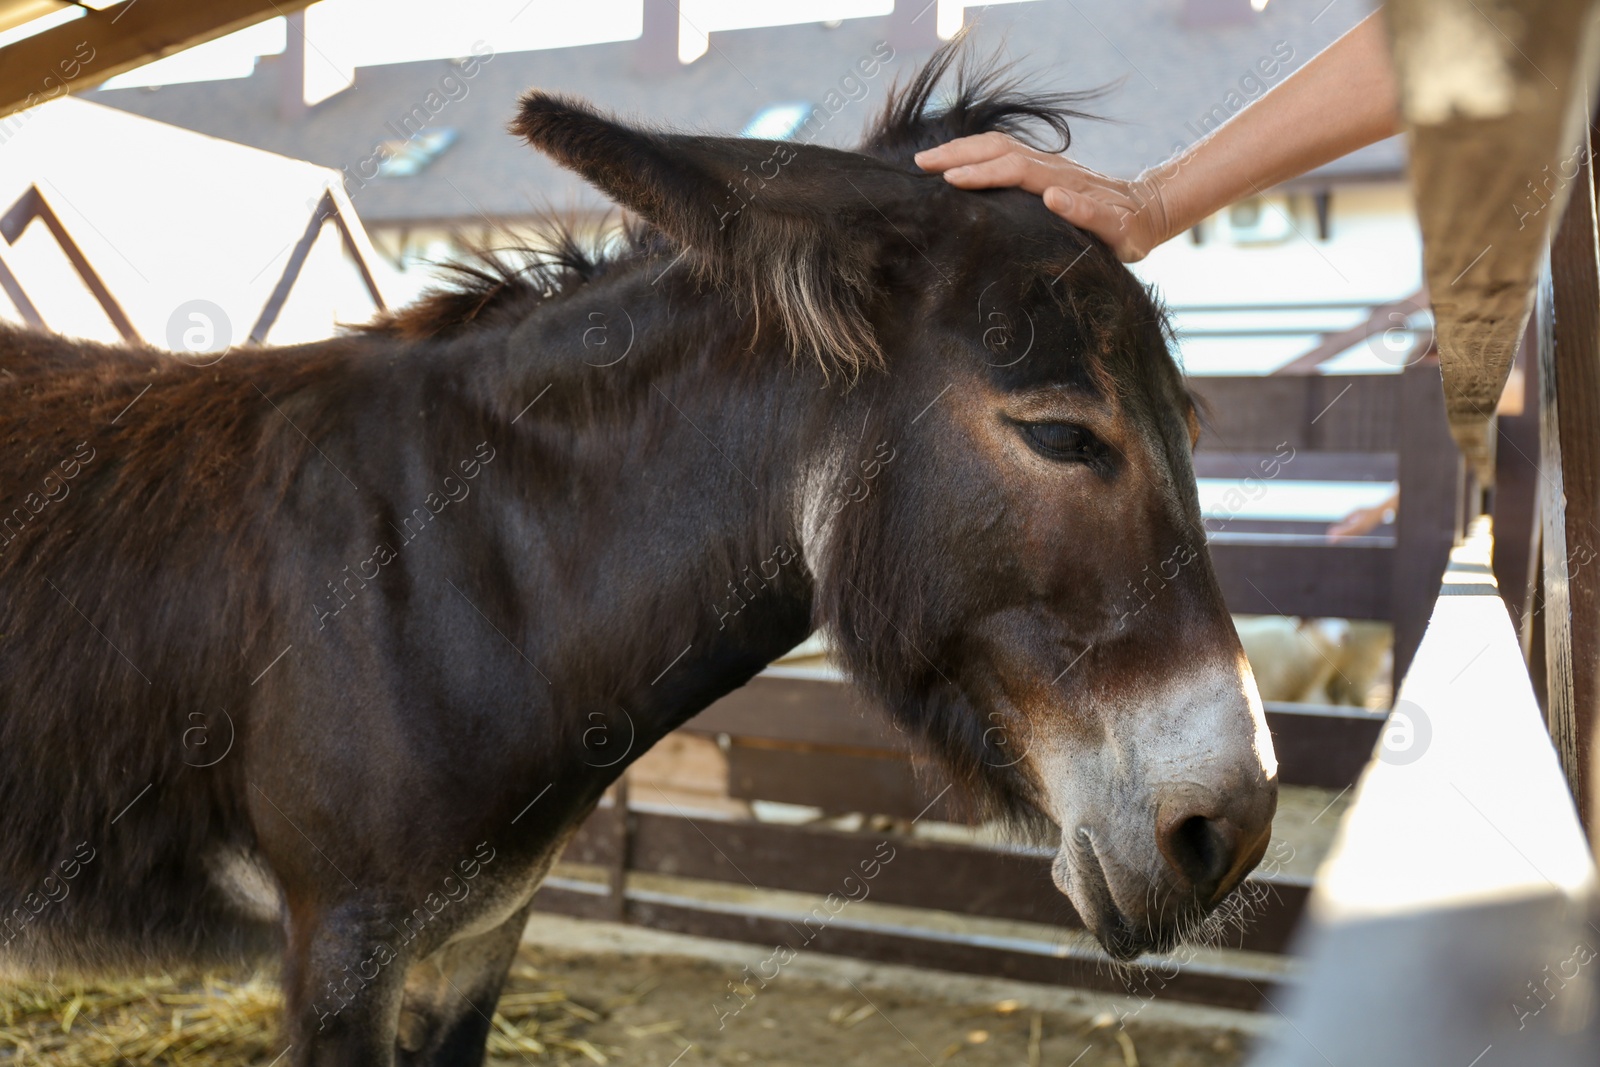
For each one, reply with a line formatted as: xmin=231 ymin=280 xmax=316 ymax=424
xmin=85 ymin=0 xmax=1417 ymax=376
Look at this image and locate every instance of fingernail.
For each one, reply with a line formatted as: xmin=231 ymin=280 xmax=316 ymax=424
xmin=914 ymin=148 xmax=937 ymax=163
xmin=947 ymin=166 xmax=968 ymax=179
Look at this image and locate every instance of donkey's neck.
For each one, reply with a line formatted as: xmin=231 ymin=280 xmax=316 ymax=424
xmin=453 ymin=265 xmax=840 ymax=745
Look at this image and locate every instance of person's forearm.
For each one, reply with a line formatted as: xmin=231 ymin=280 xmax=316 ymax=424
xmin=1147 ymin=10 xmax=1401 ymax=242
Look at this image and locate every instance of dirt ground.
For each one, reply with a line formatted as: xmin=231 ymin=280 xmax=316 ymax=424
xmin=499 ymin=943 xmax=1250 ymax=1067
xmin=0 ymin=938 xmax=1253 ymax=1067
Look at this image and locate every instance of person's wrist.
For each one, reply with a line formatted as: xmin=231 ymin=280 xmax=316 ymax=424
xmin=1127 ymin=167 xmax=1178 ymax=255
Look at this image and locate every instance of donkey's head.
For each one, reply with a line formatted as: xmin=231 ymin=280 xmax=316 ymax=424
xmin=512 ymin=45 xmax=1277 ymax=959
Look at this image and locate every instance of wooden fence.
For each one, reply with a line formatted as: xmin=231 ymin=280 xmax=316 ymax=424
xmin=1194 ymin=359 xmax=1461 ymax=683
xmin=1250 ymin=1 xmax=1600 ymax=1061
xmin=1250 ymin=522 xmax=1596 ymax=1063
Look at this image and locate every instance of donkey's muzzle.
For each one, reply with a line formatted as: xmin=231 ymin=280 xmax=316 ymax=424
xmin=1154 ymin=782 xmax=1276 ymax=907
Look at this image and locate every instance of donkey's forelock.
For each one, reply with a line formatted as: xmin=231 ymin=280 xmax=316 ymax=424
xmin=365 ymin=39 xmax=1109 ymax=380
xmin=861 ymin=36 xmax=1107 ymax=164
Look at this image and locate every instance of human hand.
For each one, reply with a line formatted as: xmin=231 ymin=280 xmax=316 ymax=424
xmin=914 ymin=131 xmax=1174 ymax=262
xmin=1326 ymin=494 xmax=1398 ymax=542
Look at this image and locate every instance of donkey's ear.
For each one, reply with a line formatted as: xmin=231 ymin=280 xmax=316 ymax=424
xmin=512 ymin=91 xmax=893 ymax=374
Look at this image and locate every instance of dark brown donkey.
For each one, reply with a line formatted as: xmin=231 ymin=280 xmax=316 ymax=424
xmin=0 ymin=45 xmax=1276 ymax=1067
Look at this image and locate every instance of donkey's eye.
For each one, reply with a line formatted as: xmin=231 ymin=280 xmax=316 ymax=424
xmin=1020 ymin=421 xmax=1099 ymax=462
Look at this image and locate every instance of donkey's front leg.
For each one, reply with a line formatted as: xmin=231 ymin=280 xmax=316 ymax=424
xmin=395 ymin=903 xmax=533 ymax=1067
xmin=282 ymin=898 xmax=413 ymax=1067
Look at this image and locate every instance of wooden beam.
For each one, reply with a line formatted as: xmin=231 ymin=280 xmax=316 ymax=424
xmin=1390 ymin=356 xmax=1465 ymax=682
xmin=1189 ymin=374 xmax=1402 ymax=454
xmin=686 ymin=669 xmax=901 ymax=751
xmin=1271 ymin=291 xmax=1430 ymax=376
xmin=724 ymin=742 xmax=968 ymax=823
xmin=559 ymin=805 xmax=1309 ymax=955
xmin=0 ymin=0 xmax=315 ymax=120
xmin=1492 ymin=322 xmax=1542 ymax=629
xmin=1537 ymin=114 xmax=1600 ymax=829
xmin=1385 ymin=0 xmax=1600 ymax=480
xmin=1248 ymin=520 xmax=1597 ymax=1066
xmin=532 ymin=877 xmax=1282 ymax=1011
xmin=1209 ymin=541 xmax=1393 ymax=620
xmin=1193 ymin=451 xmax=1398 ymax=482
xmin=0 ymin=1 xmax=71 ymax=37
xmin=684 ymin=670 xmax=1387 ymax=790
xmin=1264 ymin=703 xmax=1387 ymax=792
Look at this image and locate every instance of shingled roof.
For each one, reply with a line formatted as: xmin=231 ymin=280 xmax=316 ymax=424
xmin=86 ymin=0 xmax=1399 ymax=227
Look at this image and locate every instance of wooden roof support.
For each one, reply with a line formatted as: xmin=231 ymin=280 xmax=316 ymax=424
xmin=0 ymin=0 xmax=315 ymax=121
xmin=1385 ymin=0 xmax=1600 ymax=480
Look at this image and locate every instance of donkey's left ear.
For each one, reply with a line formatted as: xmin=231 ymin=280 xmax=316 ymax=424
xmin=512 ymin=91 xmax=901 ymax=374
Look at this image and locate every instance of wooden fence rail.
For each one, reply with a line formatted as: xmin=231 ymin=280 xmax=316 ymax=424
xmin=1250 ymin=520 xmax=1597 ymax=1065
xmin=1192 ymin=361 xmax=1461 ymax=683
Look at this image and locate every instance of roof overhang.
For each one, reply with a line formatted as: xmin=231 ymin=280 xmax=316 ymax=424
xmin=0 ymin=0 xmax=313 ymax=120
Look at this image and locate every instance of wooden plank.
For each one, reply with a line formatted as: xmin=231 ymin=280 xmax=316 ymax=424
xmin=1248 ymin=520 xmax=1598 ymax=1066
xmin=1209 ymin=542 xmax=1392 ymax=620
xmin=687 ymin=672 xmax=1383 ymax=791
xmin=1272 ymin=292 xmax=1430 ymax=376
xmin=1391 ymin=357 xmax=1465 ymax=683
xmin=1537 ymin=113 xmax=1600 ymax=830
xmin=531 ymin=881 xmax=1281 ymax=1012
xmin=624 ymin=813 xmax=1080 ymax=929
xmin=1264 ymin=704 xmax=1387 ymax=792
xmin=0 ymin=0 xmax=316 ymax=120
xmin=1193 ymin=451 xmax=1398 ymax=482
xmin=724 ymin=742 xmax=969 ymax=823
xmin=624 ymin=899 xmax=1274 ymax=1011
xmin=1206 ymin=518 xmax=1393 ymax=541
xmin=686 ymin=669 xmax=901 ymax=750
xmin=1189 ymin=375 xmax=1401 ymax=454
xmin=1492 ymin=324 xmax=1541 ymax=628
xmin=721 ymin=720 xmax=1374 ymax=814
xmin=0 ymin=2 xmax=73 ymax=38
xmin=614 ymin=810 xmax=1308 ymax=955
xmin=1385 ymin=0 xmax=1600 ymax=477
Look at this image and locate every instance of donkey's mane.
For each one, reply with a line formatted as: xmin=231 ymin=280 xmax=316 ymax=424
xmin=364 ymin=41 xmax=1102 ymax=346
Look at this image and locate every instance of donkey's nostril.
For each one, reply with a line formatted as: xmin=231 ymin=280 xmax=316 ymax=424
xmin=1160 ymin=813 xmax=1237 ymax=904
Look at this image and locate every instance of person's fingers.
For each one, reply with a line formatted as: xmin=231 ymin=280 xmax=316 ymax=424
xmin=940 ymin=151 xmax=1060 ymax=195
xmin=1043 ymin=187 xmax=1139 ymax=259
xmin=1326 ymin=506 xmax=1385 ymax=542
xmin=914 ymin=131 xmax=1030 ymax=172
xmin=919 ymin=138 xmax=1156 ymax=261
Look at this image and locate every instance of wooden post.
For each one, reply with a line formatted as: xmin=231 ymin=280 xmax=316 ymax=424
xmin=1392 ymin=355 xmax=1464 ymax=684
xmin=1493 ymin=323 xmax=1542 ymax=630
xmin=1386 ymin=0 xmax=1600 ymax=480
xmin=1537 ymin=118 xmax=1600 ymax=830
xmin=606 ymin=772 xmax=632 ymax=922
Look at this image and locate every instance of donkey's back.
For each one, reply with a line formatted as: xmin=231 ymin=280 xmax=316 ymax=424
xmin=0 ymin=324 xmax=364 ymax=974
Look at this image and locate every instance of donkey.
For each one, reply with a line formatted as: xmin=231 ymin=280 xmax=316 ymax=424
xmin=0 ymin=44 xmax=1276 ymax=1067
